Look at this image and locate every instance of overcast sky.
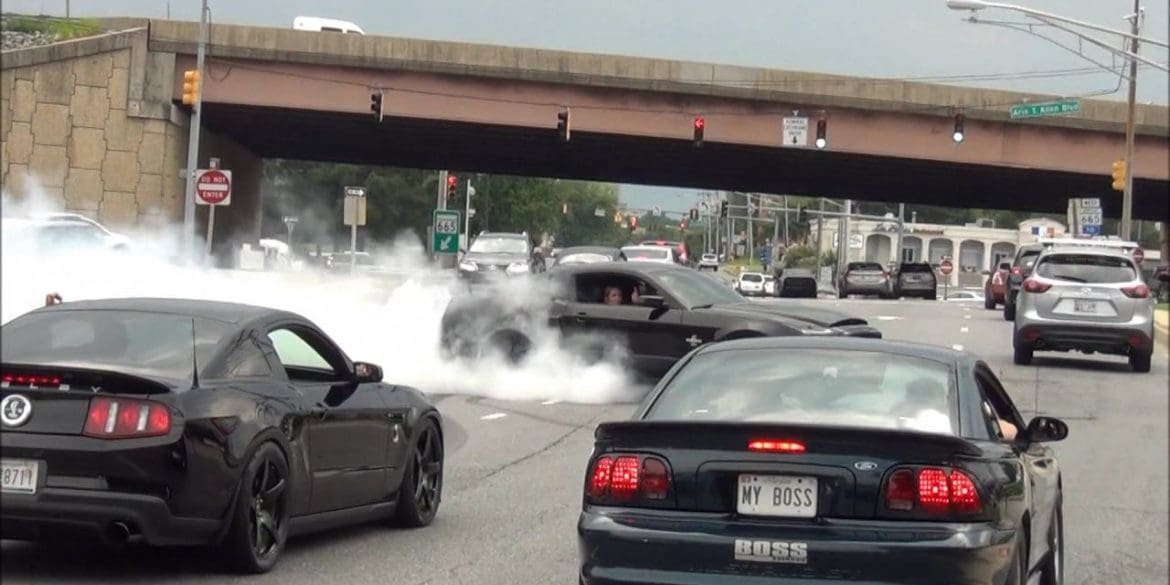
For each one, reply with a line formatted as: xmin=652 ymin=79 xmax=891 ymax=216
xmin=12 ymin=0 xmax=1168 ymax=208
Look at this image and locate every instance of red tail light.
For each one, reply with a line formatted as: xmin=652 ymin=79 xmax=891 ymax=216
xmin=883 ymin=466 xmax=983 ymax=517
xmin=1011 ymin=267 xmax=1021 ymax=276
xmin=1 ymin=373 xmax=62 ymax=387
xmin=1121 ymin=283 xmax=1149 ymax=299
xmin=1022 ymin=279 xmax=1051 ymax=293
xmin=586 ymin=453 xmax=672 ymax=505
xmin=83 ymin=396 xmax=171 ymax=439
xmin=747 ymin=439 xmax=806 ymax=453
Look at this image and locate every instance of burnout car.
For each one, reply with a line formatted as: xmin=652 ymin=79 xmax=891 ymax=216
xmin=458 ymin=231 xmax=544 ymax=282
xmin=1013 ymin=247 xmax=1155 ymax=372
xmin=776 ymin=268 xmax=818 ymax=298
xmin=440 ymin=262 xmax=880 ymax=379
xmin=553 ymin=246 xmax=624 ymax=266
xmin=985 ymin=261 xmax=1011 ymax=309
xmin=0 ymin=299 xmax=444 ymax=573
xmin=579 ymin=337 xmax=1067 ymax=585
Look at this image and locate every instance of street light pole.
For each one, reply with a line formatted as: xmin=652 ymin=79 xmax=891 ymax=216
xmin=1121 ymin=0 xmax=1141 ymax=241
xmin=181 ymin=0 xmax=209 ymax=259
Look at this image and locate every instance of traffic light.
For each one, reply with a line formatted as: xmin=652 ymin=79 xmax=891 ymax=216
xmin=952 ymin=113 xmax=965 ymax=143
xmin=815 ymin=118 xmax=827 ymax=149
xmin=446 ymin=175 xmax=458 ymax=200
xmin=1111 ymin=159 xmax=1126 ymax=191
xmin=557 ymin=107 xmax=571 ymax=142
xmin=628 ymin=215 xmax=638 ymax=231
xmin=181 ymin=69 xmax=200 ymax=106
xmin=693 ymin=116 xmax=705 ymax=147
xmin=689 ymin=208 xmax=699 ymax=221
xmin=719 ymin=200 xmax=728 ymax=219
xmin=371 ymin=91 xmax=384 ymax=123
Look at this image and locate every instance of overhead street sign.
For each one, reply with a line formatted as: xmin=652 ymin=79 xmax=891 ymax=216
xmin=195 ymin=169 xmax=231 ymax=206
xmin=782 ymin=117 xmax=808 ymax=147
xmin=1010 ymin=99 xmax=1080 ymax=120
xmin=432 ymin=209 xmax=460 ymax=254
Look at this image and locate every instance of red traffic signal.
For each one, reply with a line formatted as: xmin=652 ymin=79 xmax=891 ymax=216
xmin=446 ymin=175 xmax=458 ymax=198
xmin=693 ymin=116 xmax=705 ymax=147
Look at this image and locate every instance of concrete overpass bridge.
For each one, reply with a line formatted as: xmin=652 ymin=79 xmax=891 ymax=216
xmin=2 ymin=17 xmax=1167 ymax=250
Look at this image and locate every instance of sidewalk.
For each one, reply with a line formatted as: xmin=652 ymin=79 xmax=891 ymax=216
xmin=1156 ymin=309 xmax=1168 ymax=349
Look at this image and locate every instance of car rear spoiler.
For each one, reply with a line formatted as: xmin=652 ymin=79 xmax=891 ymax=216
xmin=1 ymin=362 xmax=178 ymax=395
xmin=595 ymin=420 xmax=982 ymax=459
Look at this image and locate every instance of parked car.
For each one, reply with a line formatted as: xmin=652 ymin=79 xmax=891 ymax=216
xmin=984 ymin=261 xmax=1011 ymax=309
xmin=736 ymin=272 xmax=767 ymax=297
xmin=1013 ymin=247 xmax=1155 ymax=372
xmin=893 ymin=263 xmax=937 ymax=300
xmin=838 ymin=262 xmax=893 ymax=299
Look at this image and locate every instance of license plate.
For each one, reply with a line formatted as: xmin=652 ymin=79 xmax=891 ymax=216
xmin=736 ymin=474 xmax=817 ymax=518
xmin=1073 ymin=300 xmax=1097 ymax=313
xmin=1 ymin=459 xmax=38 ymax=494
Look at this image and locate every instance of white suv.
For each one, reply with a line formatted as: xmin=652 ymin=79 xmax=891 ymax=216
xmin=736 ymin=272 xmax=766 ymax=297
xmin=1013 ymin=247 xmax=1155 ymax=372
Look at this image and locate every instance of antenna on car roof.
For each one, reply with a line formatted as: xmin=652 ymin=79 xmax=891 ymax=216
xmin=190 ymin=318 xmax=200 ymax=389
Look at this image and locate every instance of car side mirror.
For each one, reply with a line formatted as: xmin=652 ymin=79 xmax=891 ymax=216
xmin=354 ymin=361 xmax=383 ymax=383
xmin=638 ymin=295 xmax=667 ymax=308
xmin=1024 ymin=416 xmax=1068 ymax=443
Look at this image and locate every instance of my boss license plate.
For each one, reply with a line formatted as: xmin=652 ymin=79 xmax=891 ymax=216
xmin=737 ymin=474 xmax=817 ymax=518
xmin=1 ymin=459 xmax=38 ymax=494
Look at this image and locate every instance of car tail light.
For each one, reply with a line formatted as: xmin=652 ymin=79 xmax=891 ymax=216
xmin=83 ymin=396 xmax=171 ymax=439
xmin=585 ymin=453 xmax=672 ymax=505
xmin=747 ymin=439 xmax=806 ymax=453
xmin=1121 ymin=284 xmax=1149 ymax=299
xmin=883 ymin=466 xmax=983 ymax=517
xmin=1022 ymin=279 xmax=1051 ymax=293
xmin=992 ymin=272 xmax=1003 ymax=285
xmin=1 ymin=373 xmax=63 ymax=387
xmin=1011 ymin=267 xmax=1021 ymax=276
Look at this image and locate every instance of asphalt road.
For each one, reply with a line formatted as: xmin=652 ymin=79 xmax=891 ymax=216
xmin=2 ymin=297 xmax=1166 ymax=584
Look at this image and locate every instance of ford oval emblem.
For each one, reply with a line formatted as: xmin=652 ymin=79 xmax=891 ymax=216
xmin=853 ymin=461 xmax=878 ymax=471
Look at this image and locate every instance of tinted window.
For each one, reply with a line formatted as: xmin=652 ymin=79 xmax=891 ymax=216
xmin=655 ymin=270 xmax=746 ymax=308
xmin=648 ymin=349 xmax=957 ymax=435
xmin=624 ymin=248 xmax=669 ymax=260
xmin=849 ymin=262 xmax=884 ymax=271
xmin=268 ymin=329 xmax=333 ymax=370
xmin=1016 ymin=249 xmax=1041 ymax=266
xmin=0 ymin=310 xmax=229 ymax=382
xmin=900 ymin=264 xmax=934 ymax=273
xmin=470 ymin=237 xmax=528 ymax=254
xmin=1035 ymin=253 xmax=1137 ymax=283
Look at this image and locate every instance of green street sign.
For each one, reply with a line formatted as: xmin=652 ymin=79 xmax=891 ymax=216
xmin=1010 ymin=100 xmax=1080 ymax=120
xmin=432 ymin=209 xmax=460 ymax=254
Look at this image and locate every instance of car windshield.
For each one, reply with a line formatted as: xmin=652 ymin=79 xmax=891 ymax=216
xmin=0 ymin=310 xmax=231 ymax=383
xmin=624 ymin=248 xmax=669 ymax=260
xmin=1035 ymin=253 xmax=1137 ymax=283
xmin=557 ymin=253 xmax=611 ymax=265
xmin=656 ymin=270 xmax=746 ymax=308
xmin=741 ymin=273 xmax=763 ymax=282
xmin=471 ymin=237 xmax=528 ymax=254
xmin=646 ymin=349 xmax=958 ymax=435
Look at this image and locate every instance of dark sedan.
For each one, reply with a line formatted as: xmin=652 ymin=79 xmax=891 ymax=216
xmin=578 ymin=337 xmax=1066 ymax=585
xmin=0 ymin=298 xmax=444 ymax=573
xmin=440 ymin=262 xmax=880 ymax=379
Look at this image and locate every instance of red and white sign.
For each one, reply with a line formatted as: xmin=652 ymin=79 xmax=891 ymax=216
xmin=195 ymin=169 xmax=232 ymax=206
xmin=939 ymin=259 xmax=954 ymax=276
xmin=1133 ymin=247 xmax=1144 ymax=264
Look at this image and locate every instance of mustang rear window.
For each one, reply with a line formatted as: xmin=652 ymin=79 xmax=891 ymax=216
xmin=648 ymin=349 xmax=958 ymax=435
xmin=1 ymin=310 xmax=230 ymax=382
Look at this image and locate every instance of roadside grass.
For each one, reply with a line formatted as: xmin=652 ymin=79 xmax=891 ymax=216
xmin=1 ymin=14 xmax=104 ymax=41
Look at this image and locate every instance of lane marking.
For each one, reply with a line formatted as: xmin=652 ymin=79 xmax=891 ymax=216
xmin=480 ymin=413 xmax=508 ymax=421
xmin=874 ymin=315 xmax=903 ymax=321
xmin=960 ymin=326 xmax=969 ymax=333
xmin=541 ymin=399 xmax=560 ymax=405
xmin=952 ymin=344 xmax=965 ymax=351
xmin=964 ymin=315 xmax=972 ymax=320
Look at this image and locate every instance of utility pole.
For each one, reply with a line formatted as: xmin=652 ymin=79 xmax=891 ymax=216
xmin=1120 ymin=0 xmax=1141 ymax=241
xmin=896 ymin=202 xmax=906 ymax=266
xmin=746 ymin=194 xmax=755 ymax=265
xmin=815 ymin=198 xmax=825 ymax=283
xmin=181 ymin=0 xmax=209 ymax=259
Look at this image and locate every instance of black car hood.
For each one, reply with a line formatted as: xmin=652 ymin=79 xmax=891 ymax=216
xmin=701 ymin=301 xmax=869 ymax=328
xmin=462 ymin=252 xmax=527 ymax=265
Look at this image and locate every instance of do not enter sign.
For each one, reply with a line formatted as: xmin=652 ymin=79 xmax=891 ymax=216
xmin=939 ymin=259 xmax=954 ymax=275
xmin=196 ymin=169 xmax=232 ymax=206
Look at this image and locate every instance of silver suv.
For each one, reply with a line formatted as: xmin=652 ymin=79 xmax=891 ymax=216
xmin=1013 ymin=247 xmax=1155 ymax=372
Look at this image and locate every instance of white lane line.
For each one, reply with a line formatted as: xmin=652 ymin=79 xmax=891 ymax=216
xmin=952 ymin=344 xmax=965 ymax=351
xmin=480 ymin=413 xmax=508 ymax=421
xmin=964 ymin=315 xmax=972 ymax=320
xmin=874 ymin=315 xmax=903 ymax=321
xmin=541 ymin=399 xmax=560 ymax=405
xmin=960 ymin=326 xmax=969 ymax=333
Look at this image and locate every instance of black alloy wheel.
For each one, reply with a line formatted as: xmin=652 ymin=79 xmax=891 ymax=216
xmin=224 ymin=442 xmax=290 ymax=574
xmin=394 ymin=420 xmax=443 ymax=527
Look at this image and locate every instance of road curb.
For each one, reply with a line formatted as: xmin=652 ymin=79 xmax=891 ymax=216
xmin=1156 ymin=310 xmax=1169 ymax=349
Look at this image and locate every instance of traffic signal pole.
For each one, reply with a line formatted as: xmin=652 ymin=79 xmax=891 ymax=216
xmin=1120 ymin=0 xmax=1141 ymax=241
xmin=181 ymin=0 xmax=209 ymax=259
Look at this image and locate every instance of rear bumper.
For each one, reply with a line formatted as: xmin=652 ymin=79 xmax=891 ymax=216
xmin=579 ymin=508 xmax=1016 ymax=585
xmin=1015 ymin=320 xmax=1154 ymax=355
xmin=2 ymin=486 xmax=221 ymax=546
xmin=842 ymin=282 xmax=890 ymax=295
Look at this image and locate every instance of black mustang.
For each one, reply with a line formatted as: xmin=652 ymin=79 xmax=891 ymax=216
xmin=579 ymin=337 xmax=1067 ymax=585
xmin=0 ymin=298 xmax=443 ymax=573
xmin=441 ymin=262 xmax=881 ymax=379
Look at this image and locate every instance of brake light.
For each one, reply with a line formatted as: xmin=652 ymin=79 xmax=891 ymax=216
xmin=1 ymin=373 xmax=62 ymax=387
xmin=82 ymin=396 xmax=171 ymax=439
xmin=884 ymin=466 xmax=983 ymax=516
xmin=586 ymin=453 xmax=672 ymax=504
xmin=992 ymin=272 xmax=1003 ymax=285
xmin=747 ymin=439 xmax=806 ymax=453
xmin=1022 ymin=279 xmax=1051 ymax=293
xmin=1121 ymin=283 xmax=1149 ymax=299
